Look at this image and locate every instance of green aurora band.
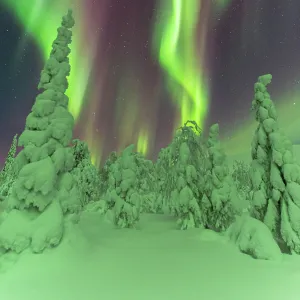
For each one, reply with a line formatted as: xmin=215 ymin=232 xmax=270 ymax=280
xmin=114 ymin=73 xmax=148 ymax=155
xmin=137 ymin=129 xmax=149 ymax=156
xmin=9 ymin=0 xmax=296 ymax=166
xmin=3 ymin=0 xmax=90 ymax=120
xmin=152 ymin=0 xmax=209 ymax=129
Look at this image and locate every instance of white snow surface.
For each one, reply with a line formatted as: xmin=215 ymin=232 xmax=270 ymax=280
xmin=0 ymin=212 xmax=300 ymax=300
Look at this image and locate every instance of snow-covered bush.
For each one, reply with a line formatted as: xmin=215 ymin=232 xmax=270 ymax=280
xmin=201 ymin=124 xmax=241 ymax=232
xmin=0 ymin=10 xmax=80 ymax=254
xmin=0 ymin=134 xmax=18 ymax=199
xmin=250 ymin=74 xmax=300 ymax=254
xmin=226 ymin=214 xmax=282 ymax=261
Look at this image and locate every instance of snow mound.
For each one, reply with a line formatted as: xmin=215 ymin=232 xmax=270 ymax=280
xmin=0 ymin=209 xmax=31 ymax=253
xmin=31 ymin=200 xmax=64 ymax=253
xmin=226 ymin=214 xmax=282 ymax=261
xmin=0 ymin=201 xmax=64 ymax=254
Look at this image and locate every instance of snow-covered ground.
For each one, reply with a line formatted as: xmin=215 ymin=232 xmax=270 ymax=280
xmin=0 ymin=212 xmax=300 ymax=300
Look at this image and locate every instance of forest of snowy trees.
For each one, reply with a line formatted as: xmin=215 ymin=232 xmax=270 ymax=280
xmin=0 ymin=9 xmax=299 ymax=261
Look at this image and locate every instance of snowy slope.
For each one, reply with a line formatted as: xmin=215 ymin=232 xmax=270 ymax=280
xmin=0 ymin=212 xmax=300 ymax=300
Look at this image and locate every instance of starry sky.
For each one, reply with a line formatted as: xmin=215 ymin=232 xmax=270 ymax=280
xmin=0 ymin=0 xmax=300 ymax=167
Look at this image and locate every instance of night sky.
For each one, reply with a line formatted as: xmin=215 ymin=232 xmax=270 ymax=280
xmin=0 ymin=0 xmax=300 ymax=167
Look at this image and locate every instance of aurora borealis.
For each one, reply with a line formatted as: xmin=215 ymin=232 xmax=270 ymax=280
xmin=152 ymin=0 xmax=208 ymax=128
xmin=1 ymin=0 xmax=300 ymax=166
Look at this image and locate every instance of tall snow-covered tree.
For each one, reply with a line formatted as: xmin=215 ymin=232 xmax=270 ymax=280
xmin=250 ymin=74 xmax=300 ymax=253
xmin=0 ymin=10 xmax=81 ymax=254
xmin=201 ymin=124 xmax=240 ymax=232
xmin=0 ymin=134 xmax=18 ymax=198
xmin=164 ymin=121 xmax=207 ymax=229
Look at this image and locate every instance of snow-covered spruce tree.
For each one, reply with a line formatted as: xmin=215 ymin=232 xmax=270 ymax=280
xmin=104 ymin=144 xmax=141 ymax=228
xmin=0 ymin=10 xmax=81 ymax=254
xmin=0 ymin=134 xmax=18 ymax=199
xmin=102 ymin=149 xmax=160 ymax=215
xmin=250 ymin=74 xmax=300 ymax=253
xmin=71 ymin=139 xmax=101 ymax=206
xmin=201 ymin=124 xmax=240 ymax=232
xmin=165 ymin=121 xmax=207 ymax=229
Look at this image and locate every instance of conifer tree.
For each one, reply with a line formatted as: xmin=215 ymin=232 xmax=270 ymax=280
xmin=0 ymin=134 xmax=18 ymax=198
xmin=201 ymin=124 xmax=240 ymax=231
xmin=104 ymin=145 xmax=141 ymax=228
xmin=71 ymin=139 xmax=101 ymax=205
xmin=165 ymin=121 xmax=207 ymax=229
xmin=250 ymin=74 xmax=300 ymax=253
xmin=103 ymin=149 xmax=160 ymax=215
xmin=0 ymin=10 xmax=80 ymax=254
